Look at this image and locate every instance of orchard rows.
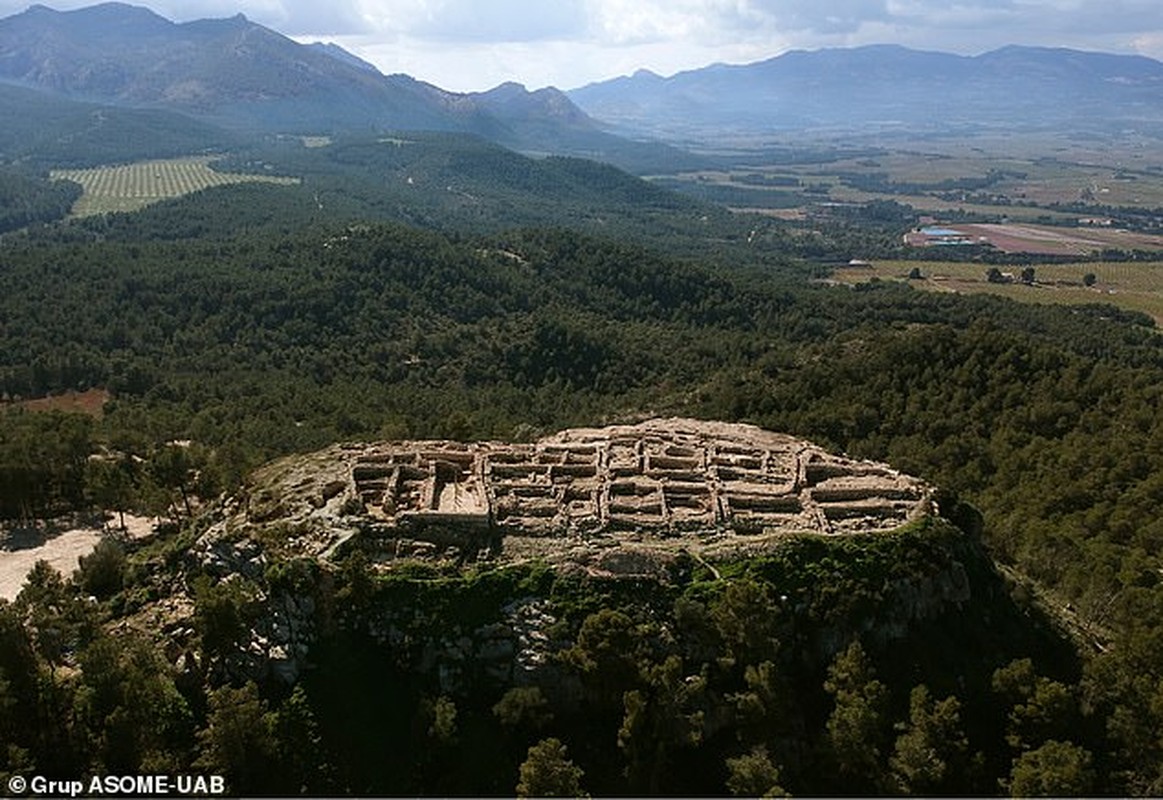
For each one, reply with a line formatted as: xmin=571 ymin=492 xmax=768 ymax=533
xmin=52 ymin=156 xmax=297 ymax=216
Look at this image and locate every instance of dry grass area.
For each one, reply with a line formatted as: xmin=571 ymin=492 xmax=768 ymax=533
xmin=834 ymin=260 xmax=1163 ymax=326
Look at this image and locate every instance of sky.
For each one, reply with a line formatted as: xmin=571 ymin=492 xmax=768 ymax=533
xmin=5 ymin=0 xmax=1163 ymax=92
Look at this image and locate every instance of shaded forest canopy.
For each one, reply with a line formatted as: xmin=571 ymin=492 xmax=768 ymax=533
xmin=1 ymin=134 xmax=1162 ymax=796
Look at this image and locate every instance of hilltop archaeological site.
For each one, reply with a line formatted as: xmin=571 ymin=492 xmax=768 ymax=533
xmin=219 ymin=418 xmax=935 ymax=575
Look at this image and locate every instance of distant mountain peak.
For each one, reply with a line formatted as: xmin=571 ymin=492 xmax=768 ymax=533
xmin=13 ymin=1 xmax=174 ymax=37
xmin=36 ymin=1 xmax=169 ymax=22
xmin=483 ymin=81 xmax=530 ymax=97
xmin=471 ymin=81 xmax=594 ymax=129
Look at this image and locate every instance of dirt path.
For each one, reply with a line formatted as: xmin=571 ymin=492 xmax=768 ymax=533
xmin=0 ymin=515 xmax=156 ymax=601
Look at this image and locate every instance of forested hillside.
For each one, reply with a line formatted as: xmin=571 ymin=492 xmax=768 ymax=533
xmin=0 ymin=168 xmax=81 ymax=232
xmin=1 ymin=143 xmax=1163 ymax=794
xmin=0 ymin=84 xmax=238 ymax=168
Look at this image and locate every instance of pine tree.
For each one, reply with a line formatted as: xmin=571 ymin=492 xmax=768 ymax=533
xmin=822 ymin=642 xmax=889 ymax=792
xmin=516 ymin=738 xmax=587 ymax=798
xmin=889 ymin=684 xmax=968 ymax=794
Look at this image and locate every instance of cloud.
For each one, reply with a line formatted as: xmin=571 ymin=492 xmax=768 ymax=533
xmin=389 ymin=0 xmax=587 ymax=42
xmin=584 ymin=0 xmax=745 ymax=44
xmin=3 ymin=0 xmax=1161 ymax=46
xmin=749 ymin=0 xmax=894 ymax=35
xmin=1132 ymin=32 xmax=1163 ymax=60
xmin=162 ymin=0 xmax=371 ymax=34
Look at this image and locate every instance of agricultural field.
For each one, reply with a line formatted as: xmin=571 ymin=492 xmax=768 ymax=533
xmin=664 ymin=131 xmax=1163 ymax=221
xmin=832 ymin=259 xmax=1163 ymax=325
xmin=51 ymin=155 xmax=299 ymax=216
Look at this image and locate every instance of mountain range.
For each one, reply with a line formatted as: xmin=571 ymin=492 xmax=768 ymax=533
xmin=0 ymin=2 xmax=686 ymax=169
xmin=3 ymin=2 xmax=1163 ymax=163
xmin=568 ymin=44 xmax=1163 ymax=142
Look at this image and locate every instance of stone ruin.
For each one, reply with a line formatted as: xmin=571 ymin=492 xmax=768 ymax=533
xmin=336 ymin=418 xmax=933 ymax=569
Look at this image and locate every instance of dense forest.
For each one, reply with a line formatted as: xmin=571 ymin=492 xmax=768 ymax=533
xmin=2 ymin=136 xmax=1163 ymax=795
xmin=0 ymin=168 xmax=82 ymax=233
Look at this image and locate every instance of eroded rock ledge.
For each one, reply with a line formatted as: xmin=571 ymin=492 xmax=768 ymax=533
xmin=222 ymin=418 xmax=934 ymax=573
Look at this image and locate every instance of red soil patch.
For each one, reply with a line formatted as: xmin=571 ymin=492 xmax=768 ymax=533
xmin=7 ymin=388 xmax=111 ymax=419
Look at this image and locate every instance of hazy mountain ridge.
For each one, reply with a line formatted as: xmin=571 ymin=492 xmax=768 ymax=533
xmin=568 ymin=44 xmax=1163 ymax=142
xmin=14 ymin=4 xmax=1160 ymax=166
xmin=0 ymin=2 xmax=676 ymax=168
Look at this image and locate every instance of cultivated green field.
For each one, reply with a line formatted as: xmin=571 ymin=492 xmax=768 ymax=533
xmin=834 ymin=259 xmax=1163 ymax=324
xmin=52 ymin=155 xmax=299 ymax=216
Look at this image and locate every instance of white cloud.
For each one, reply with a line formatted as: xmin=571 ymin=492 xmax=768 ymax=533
xmin=1132 ymin=32 xmax=1163 ymax=60
xmin=586 ymin=0 xmax=745 ymax=44
xmin=356 ymin=0 xmax=588 ymax=42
